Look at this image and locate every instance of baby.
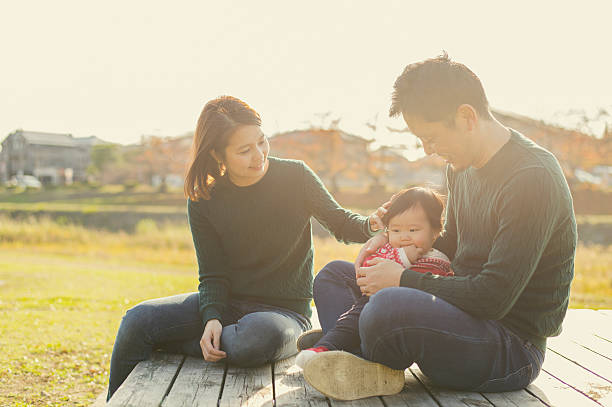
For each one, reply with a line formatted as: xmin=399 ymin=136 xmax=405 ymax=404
xmin=297 ymin=187 xmax=453 ymax=366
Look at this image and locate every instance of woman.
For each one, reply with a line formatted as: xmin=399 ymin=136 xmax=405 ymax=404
xmin=107 ymin=96 xmax=383 ymax=399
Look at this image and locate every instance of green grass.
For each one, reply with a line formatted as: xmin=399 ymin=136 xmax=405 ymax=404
xmin=0 ymin=249 xmax=195 ymax=406
xmin=0 ymin=216 xmax=610 ymax=406
xmin=0 ymin=184 xmax=185 ymax=205
xmin=0 ymin=201 xmax=185 ymax=214
xmin=576 ymin=214 xmax=612 ymax=225
xmin=567 ymin=244 xmax=612 ymax=308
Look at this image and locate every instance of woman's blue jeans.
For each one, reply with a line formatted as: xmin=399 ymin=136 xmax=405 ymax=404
xmin=107 ymin=293 xmax=310 ymax=400
xmin=313 ymin=261 xmax=545 ymax=392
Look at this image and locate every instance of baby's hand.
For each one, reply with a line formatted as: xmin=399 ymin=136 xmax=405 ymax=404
xmin=403 ymin=245 xmax=425 ymax=264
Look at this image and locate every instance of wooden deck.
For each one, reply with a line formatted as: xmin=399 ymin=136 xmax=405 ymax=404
xmin=105 ymin=309 xmax=612 ymax=406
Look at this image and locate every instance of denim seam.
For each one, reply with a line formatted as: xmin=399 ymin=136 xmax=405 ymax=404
xmin=368 ymin=325 xmax=501 ymax=359
xmin=498 ymin=325 xmax=545 ymax=368
xmin=367 ymin=325 xmax=533 ymax=391
xmin=473 ymin=364 xmax=532 ymax=392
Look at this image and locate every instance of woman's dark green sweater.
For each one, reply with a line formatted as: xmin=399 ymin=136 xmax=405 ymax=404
xmin=188 ymin=157 xmax=373 ymax=326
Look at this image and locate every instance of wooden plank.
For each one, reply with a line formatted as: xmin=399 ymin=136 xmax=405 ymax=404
xmin=546 ymin=336 xmax=612 ymax=382
xmin=219 ymin=363 xmax=274 ymax=406
xmin=382 ymin=364 xmax=441 ymax=407
xmin=328 ymin=397 xmax=384 ymax=406
xmin=107 ymin=352 xmax=185 ymax=407
xmin=410 ymin=366 xmax=493 ymax=407
xmin=90 ymin=392 xmax=107 ymax=407
xmin=161 ymin=357 xmax=226 ymax=406
xmin=560 ymin=310 xmax=612 ymax=362
xmin=273 ymin=356 xmax=329 ymax=407
xmin=526 ymin=370 xmax=601 ymax=407
xmin=597 ymin=310 xmax=612 ymax=319
xmin=562 ymin=309 xmax=612 ymax=342
xmin=480 ymin=389 xmax=546 ymax=406
xmin=560 ymin=328 xmax=612 ymax=362
xmin=541 ymin=347 xmax=612 ymax=405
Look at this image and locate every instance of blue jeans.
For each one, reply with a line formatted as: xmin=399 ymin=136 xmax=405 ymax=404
xmin=313 ymin=261 xmax=545 ymax=392
xmin=107 ymin=293 xmax=310 ymax=400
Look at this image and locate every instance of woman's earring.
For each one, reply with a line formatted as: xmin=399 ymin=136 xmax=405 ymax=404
xmin=216 ymin=160 xmax=225 ymax=175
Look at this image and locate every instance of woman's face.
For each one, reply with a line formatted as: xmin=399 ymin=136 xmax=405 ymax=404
xmin=221 ymin=125 xmax=270 ymax=186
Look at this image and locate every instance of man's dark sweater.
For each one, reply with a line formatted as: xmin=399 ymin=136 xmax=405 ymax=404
xmin=400 ymin=130 xmax=577 ymax=352
xmin=188 ymin=157 xmax=373 ymax=327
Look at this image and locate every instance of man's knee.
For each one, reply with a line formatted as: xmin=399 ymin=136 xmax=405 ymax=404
xmin=361 ymin=287 xmax=415 ymax=324
xmin=314 ymin=260 xmax=353 ymax=286
xmin=359 ymin=287 xmax=430 ymax=346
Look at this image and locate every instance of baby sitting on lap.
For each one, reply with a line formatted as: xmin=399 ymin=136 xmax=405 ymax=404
xmin=297 ymin=187 xmax=453 ymax=365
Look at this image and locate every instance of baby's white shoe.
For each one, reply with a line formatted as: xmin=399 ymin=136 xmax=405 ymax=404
xmin=296 ymin=346 xmax=329 ymax=368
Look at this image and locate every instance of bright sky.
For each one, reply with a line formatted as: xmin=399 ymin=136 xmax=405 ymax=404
xmin=1 ymin=1 xmax=610 ymax=157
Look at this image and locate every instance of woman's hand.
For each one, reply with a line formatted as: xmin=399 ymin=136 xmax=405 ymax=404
xmin=367 ymin=200 xmax=393 ymax=232
xmin=357 ymin=257 xmax=403 ymax=296
xmin=354 ymin=233 xmax=388 ymax=276
xmin=200 ymin=319 xmax=227 ymax=362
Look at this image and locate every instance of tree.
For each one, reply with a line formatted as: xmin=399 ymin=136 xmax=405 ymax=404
xmin=88 ymin=144 xmax=120 ymax=182
xmin=271 ymin=128 xmax=373 ymax=193
xmin=133 ymin=135 xmax=190 ymax=190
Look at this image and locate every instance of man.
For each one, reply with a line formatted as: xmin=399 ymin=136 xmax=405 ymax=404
xmin=301 ymin=53 xmax=577 ymax=400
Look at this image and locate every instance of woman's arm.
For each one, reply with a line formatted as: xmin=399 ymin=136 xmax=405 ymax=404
xmin=301 ymin=162 xmax=376 ymax=244
xmin=187 ymin=199 xmax=230 ymax=327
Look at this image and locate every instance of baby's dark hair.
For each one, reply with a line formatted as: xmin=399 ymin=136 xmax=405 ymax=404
xmin=382 ymin=187 xmax=444 ymax=230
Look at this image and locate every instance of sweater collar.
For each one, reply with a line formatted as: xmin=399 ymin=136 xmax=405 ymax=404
xmin=217 ymin=157 xmax=277 ymax=191
xmin=470 ymin=129 xmax=519 ymax=178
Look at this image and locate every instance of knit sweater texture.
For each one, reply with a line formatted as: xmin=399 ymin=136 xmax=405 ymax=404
xmin=188 ymin=157 xmax=373 ymax=326
xmin=400 ymin=130 xmax=577 ymax=352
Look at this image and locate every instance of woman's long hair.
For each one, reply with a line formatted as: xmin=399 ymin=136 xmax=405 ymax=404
xmin=184 ymin=96 xmax=262 ymax=201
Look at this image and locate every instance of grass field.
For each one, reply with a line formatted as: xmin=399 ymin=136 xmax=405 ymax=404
xmin=0 ymin=217 xmax=611 ymax=406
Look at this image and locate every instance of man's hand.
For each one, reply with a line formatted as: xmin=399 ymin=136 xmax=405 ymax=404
xmin=200 ymin=319 xmax=226 ymax=362
xmin=356 ymin=257 xmax=403 ymax=296
xmin=354 ymin=233 xmax=388 ymax=275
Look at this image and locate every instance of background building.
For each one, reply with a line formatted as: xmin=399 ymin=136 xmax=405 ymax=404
xmin=0 ymin=130 xmax=104 ymax=184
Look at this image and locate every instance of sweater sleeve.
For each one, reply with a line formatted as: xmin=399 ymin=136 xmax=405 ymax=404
xmin=433 ymin=165 xmax=458 ymax=260
xmin=188 ymin=199 xmax=230 ymax=326
xmin=301 ymin=161 xmax=374 ymax=244
xmin=400 ymin=168 xmax=560 ymax=320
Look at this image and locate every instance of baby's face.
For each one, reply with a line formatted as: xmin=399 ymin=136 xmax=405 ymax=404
xmin=386 ymin=204 xmax=440 ymax=252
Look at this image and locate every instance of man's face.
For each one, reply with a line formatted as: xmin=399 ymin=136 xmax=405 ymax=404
xmin=402 ymin=112 xmax=476 ymax=171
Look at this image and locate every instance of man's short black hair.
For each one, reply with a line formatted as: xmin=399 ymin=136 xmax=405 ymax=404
xmin=389 ymin=51 xmax=491 ymax=122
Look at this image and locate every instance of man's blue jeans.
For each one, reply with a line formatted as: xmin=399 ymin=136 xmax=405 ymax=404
xmin=313 ymin=261 xmax=545 ymax=392
xmin=107 ymin=293 xmax=310 ymax=400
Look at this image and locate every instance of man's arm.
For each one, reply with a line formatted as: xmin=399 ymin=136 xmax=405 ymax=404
xmin=399 ymin=168 xmax=561 ymax=320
